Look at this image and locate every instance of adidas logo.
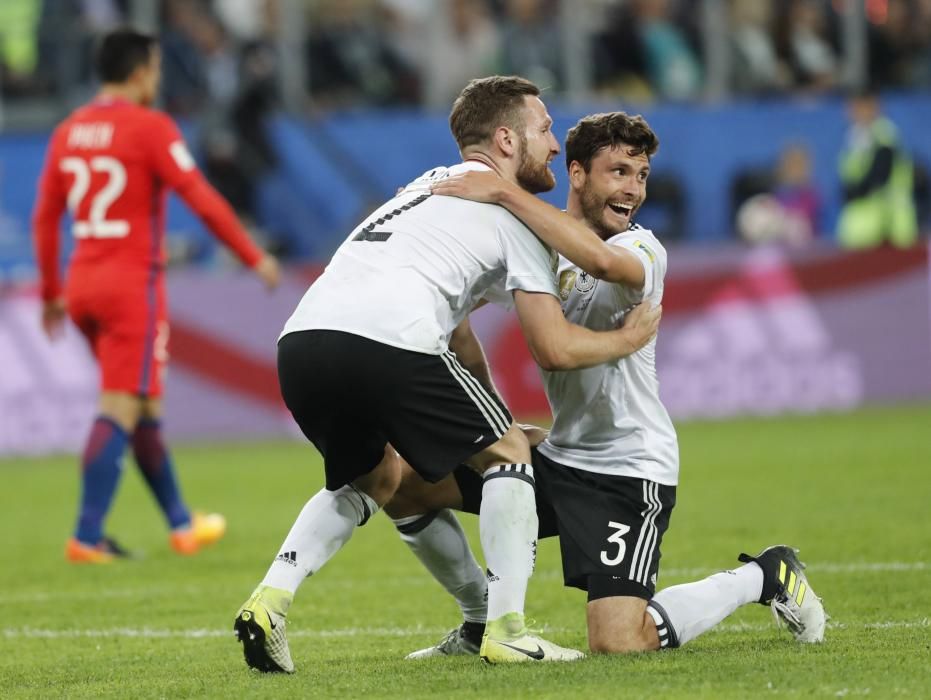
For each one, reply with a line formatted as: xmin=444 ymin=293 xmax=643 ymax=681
xmin=777 ymin=560 xmax=808 ymax=605
xmin=661 ymin=251 xmax=863 ymax=419
xmin=275 ymin=551 xmax=298 ymax=567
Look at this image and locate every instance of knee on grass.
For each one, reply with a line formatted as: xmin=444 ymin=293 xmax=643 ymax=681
xmin=586 ymin=594 xmax=661 ymax=654
xmin=588 ymin=625 xmax=658 ymax=654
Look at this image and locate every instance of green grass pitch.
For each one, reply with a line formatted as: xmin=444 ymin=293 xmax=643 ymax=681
xmin=1 ymin=404 xmax=929 ymax=698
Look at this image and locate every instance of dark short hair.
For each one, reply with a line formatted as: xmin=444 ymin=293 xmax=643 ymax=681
xmin=565 ymin=112 xmax=659 ymax=172
xmin=95 ymin=28 xmax=158 ymax=84
xmin=449 ymin=76 xmax=541 ymax=151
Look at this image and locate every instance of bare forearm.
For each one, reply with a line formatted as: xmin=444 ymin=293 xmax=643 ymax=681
xmin=498 ymin=185 xmax=644 ymax=287
xmin=430 ymin=170 xmax=643 ymax=286
xmin=515 ymin=291 xmax=660 ymax=372
xmin=542 ymin=324 xmax=642 ymax=371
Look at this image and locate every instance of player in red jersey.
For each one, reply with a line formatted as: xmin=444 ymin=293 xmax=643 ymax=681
xmin=32 ymin=28 xmax=280 ymax=563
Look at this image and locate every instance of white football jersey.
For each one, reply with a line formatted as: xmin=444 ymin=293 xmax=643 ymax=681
xmin=537 ymin=226 xmax=679 ymax=485
xmin=282 ymin=162 xmax=559 ymax=354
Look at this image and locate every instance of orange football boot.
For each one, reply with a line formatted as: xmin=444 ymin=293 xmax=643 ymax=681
xmin=170 ymin=512 xmax=227 ymax=555
xmin=65 ymin=537 xmax=115 ymax=564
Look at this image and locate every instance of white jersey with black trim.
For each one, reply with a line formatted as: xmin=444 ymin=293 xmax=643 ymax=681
xmin=537 ymin=225 xmax=679 ymax=485
xmin=282 ymin=162 xmax=559 ymax=354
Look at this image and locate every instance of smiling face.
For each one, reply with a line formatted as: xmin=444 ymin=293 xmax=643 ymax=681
xmin=572 ymin=144 xmax=650 ymax=238
xmin=515 ymin=95 xmax=560 ymax=193
xmin=563 ymin=112 xmax=659 ymax=238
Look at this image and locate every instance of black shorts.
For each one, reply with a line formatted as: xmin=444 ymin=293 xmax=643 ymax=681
xmin=455 ymin=448 xmax=676 ymax=600
xmin=278 ymin=330 xmax=513 ymax=490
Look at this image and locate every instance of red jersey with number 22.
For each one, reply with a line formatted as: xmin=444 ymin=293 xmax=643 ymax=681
xmin=33 ymin=96 xmax=262 ymax=299
xmin=32 ymin=97 xmax=263 ymax=397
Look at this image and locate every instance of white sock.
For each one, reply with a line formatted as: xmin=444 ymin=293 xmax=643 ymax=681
xmin=261 ymin=485 xmax=379 ymax=595
xmin=649 ymin=562 xmax=764 ymax=647
xmin=393 ymin=509 xmax=488 ymax=623
xmin=480 ymin=464 xmax=537 ymax=621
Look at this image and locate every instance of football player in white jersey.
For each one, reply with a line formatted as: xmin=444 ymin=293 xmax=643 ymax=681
xmin=233 ymin=80 xmax=664 ymax=673
xmin=386 ymin=112 xmax=826 ymax=658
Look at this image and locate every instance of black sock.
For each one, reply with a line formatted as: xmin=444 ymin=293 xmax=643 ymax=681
xmin=461 ymin=620 xmax=486 ymax=645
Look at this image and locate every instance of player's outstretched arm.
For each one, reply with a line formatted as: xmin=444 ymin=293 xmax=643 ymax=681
xmin=432 ymin=170 xmax=644 ymax=289
xmin=513 ymin=290 xmax=660 ymax=371
xmin=148 ymin=114 xmax=280 ymax=290
xmin=174 ymin=177 xmax=280 ymax=290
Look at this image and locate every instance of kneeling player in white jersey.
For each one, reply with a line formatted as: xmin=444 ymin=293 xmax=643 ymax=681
xmin=385 ymin=112 xmax=827 ymax=659
xmin=233 ymin=80 xmax=665 ymax=673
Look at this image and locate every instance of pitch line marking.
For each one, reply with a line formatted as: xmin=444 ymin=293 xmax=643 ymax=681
xmin=3 ymin=619 xmax=928 ymax=640
xmin=1 ymin=561 xmax=925 ymax=604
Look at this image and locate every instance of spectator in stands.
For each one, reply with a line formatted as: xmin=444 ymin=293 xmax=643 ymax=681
xmin=591 ymin=0 xmax=701 ymax=101
xmin=213 ymin=0 xmax=279 ymax=44
xmin=591 ymin=0 xmax=653 ymax=100
xmin=498 ymin=0 xmax=564 ymax=91
xmin=837 ymin=91 xmax=918 ymax=249
xmin=305 ymin=0 xmax=420 ymax=109
xmin=422 ymin=0 xmax=501 ymax=109
xmin=160 ymin=0 xmax=215 ymax=116
xmin=0 ymin=0 xmax=42 ymax=96
xmin=774 ymin=0 xmax=839 ymax=94
xmin=201 ymin=38 xmax=280 ymax=221
xmin=912 ymin=0 xmax=931 ymax=88
xmin=373 ymin=0 xmax=430 ymax=74
xmin=632 ymin=0 xmax=702 ymax=100
xmin=867 ymin=0 xmax=919 ymax=89
xmin=728 ymin=0 xmax=792 ymax=95
xmin=160 ymin=2 xmax=279 ymax=230
xmin=774 ymin=143 xmax=821 ymax=241
xmin=736 ymin=143 xmax=821 ymax=247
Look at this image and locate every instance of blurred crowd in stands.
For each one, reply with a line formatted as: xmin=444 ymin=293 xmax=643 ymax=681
xmin=4 ymin=0 xmax=931 ymax=110
xmin=0 ymin=0 xmax=928 ymax=258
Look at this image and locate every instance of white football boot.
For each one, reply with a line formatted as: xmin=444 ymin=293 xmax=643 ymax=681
xmin=479 ymin=613 xmax=584 ymax=663
xmin=233 ymin=585 xmax=296 ymax=673
xmin=406 ymin=623 xmax=482 ymax=659
xmin=738 ymin=545 xmax=827 ymax=643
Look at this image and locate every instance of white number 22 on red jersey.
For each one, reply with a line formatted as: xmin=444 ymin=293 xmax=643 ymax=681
xmin=60 ymin=155 xmax=130 ymax=239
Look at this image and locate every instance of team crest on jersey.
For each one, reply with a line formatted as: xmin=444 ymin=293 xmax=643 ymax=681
xmin=634 ymin=240 xmax=656 ymax=263
xmin=575 ymin=270 xmax=596 ymax=294
xmin=559 ymin=270 xmax=576 ymax=300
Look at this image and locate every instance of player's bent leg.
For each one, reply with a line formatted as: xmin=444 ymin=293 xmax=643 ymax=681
xmin=467 ymin=426 xmax=583 ymax=663
xmin=386 ymin=463 xmax=488 ymax=658
xmin=466 ymin=421 xmax=531 ymax=471
xmin=649 ymin=560 xmax=765 ymax=647
xmin=132 ymin=398 xmax=227 ymax=555
xmin=383 ymin=458 xmax=464 ymax=519
xmin=235 ymin=447 xmax=399 ymax=673
xmin=467 ymin=423 xmax=536 ymax=625
xmin=66 ymin=391 xmax=141 ymax=562
xmin=587 ymin=595 xmax=660 ymax=653
xmin=352 ymin=445 xmax=402 ymax=507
